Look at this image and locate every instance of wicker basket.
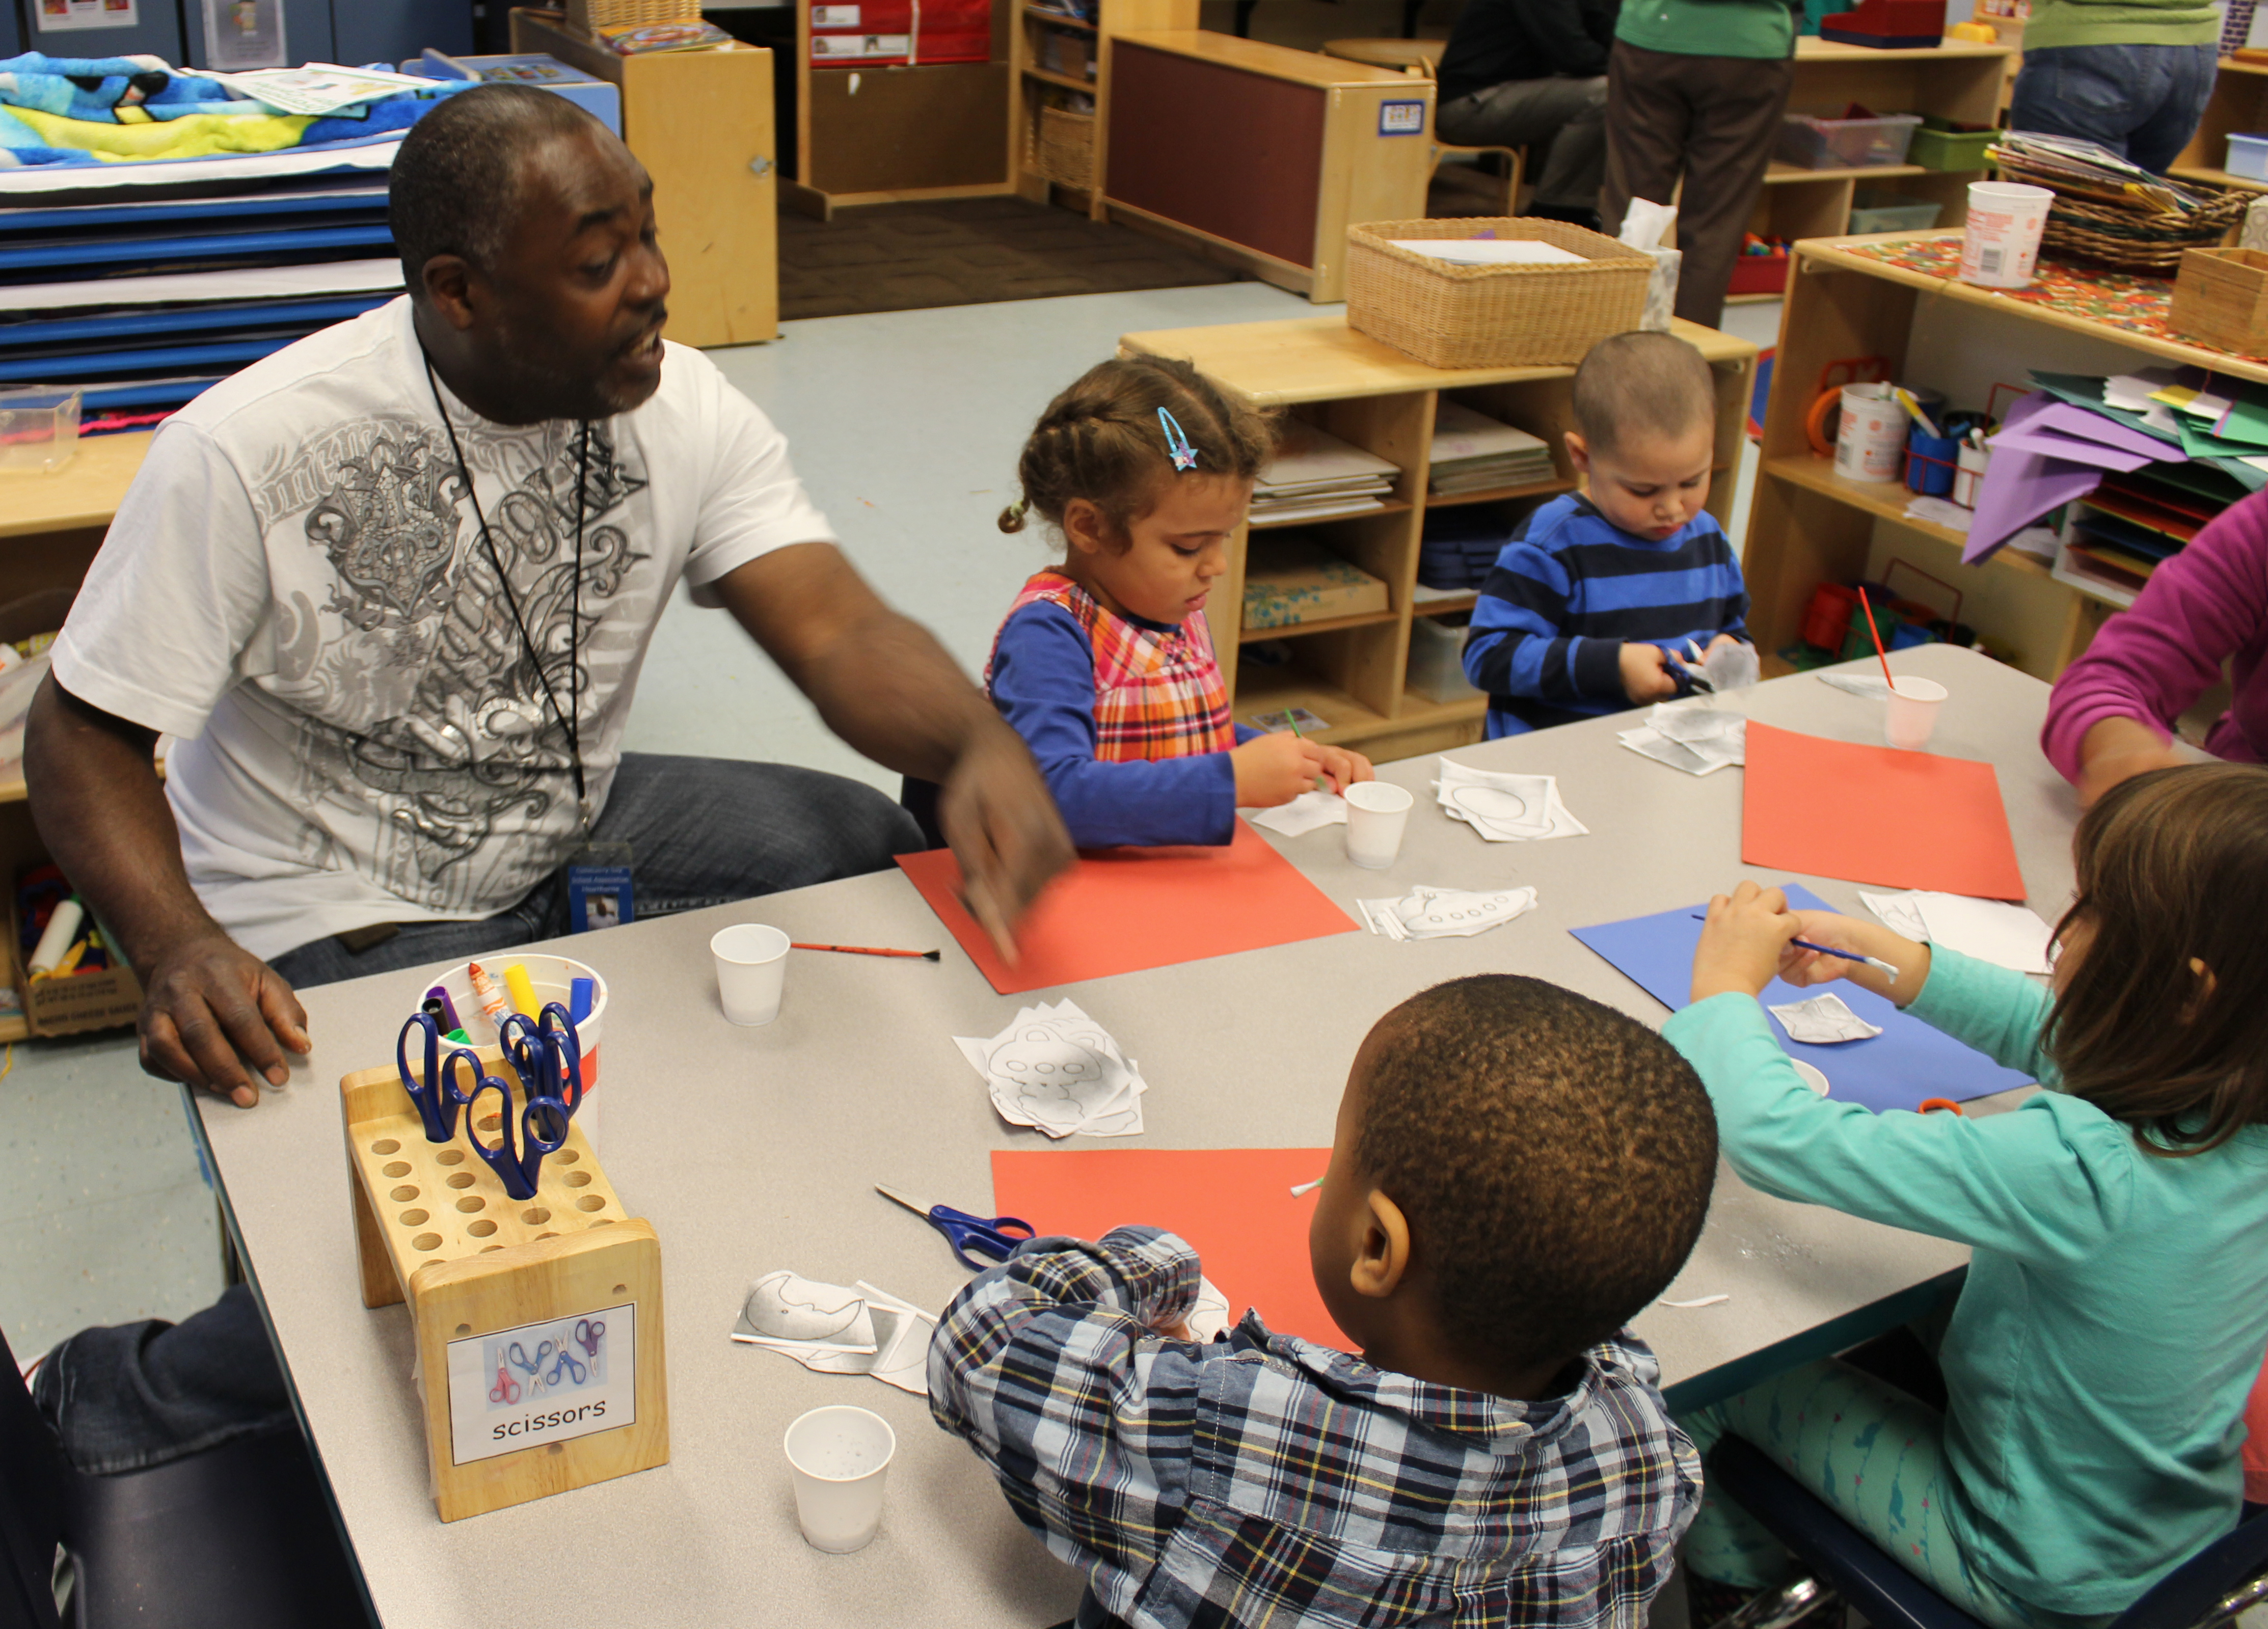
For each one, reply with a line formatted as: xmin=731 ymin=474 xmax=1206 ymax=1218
xmin=567 ymin=0 xmax=695 ymax=31
xmin=1031 ymin=106 xmax=1095 ymax=192
xmin=1345 ymin=219 xmax=1653 ymax=369
xmin=1988 ymin=149 xmax=2251 ymax=276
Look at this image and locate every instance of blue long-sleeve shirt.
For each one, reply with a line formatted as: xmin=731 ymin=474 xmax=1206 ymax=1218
xmin=989 ymin=600 xmax=1257 ymax=848
xmin=1461 ymin=494 xmax=1749 ymax=739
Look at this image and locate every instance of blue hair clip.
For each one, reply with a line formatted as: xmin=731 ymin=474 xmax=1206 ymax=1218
xmin=1157 ymin=408 xmax=1199 ymax=472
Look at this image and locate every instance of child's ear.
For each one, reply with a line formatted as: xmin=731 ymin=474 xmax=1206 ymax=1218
xmin=1564 ymin=430 xmax=1591 ymax=478
xmin=1062 ymin=498 xmax=1107 ymax=558
xmin=1348 ymin=1188 xmax=1413 ymax=1301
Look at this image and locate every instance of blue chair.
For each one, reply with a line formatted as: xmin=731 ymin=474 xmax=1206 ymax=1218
xmin=1707 ymin=1437 xmax=2268 ymax=1629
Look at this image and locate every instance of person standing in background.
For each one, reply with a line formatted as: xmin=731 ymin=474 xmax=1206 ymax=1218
xmin=1599 ymin=0 xmax=1797 ymax=329
xmin=2007 ymin=0 xmax=2218 ymax=174
xmin=1435 ymin=0 xmax=1620 ymax=229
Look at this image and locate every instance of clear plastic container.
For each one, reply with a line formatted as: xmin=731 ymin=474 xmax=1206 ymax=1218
xmin=1777 ymin=113 xmax=1924 ymax=171
xmin=2227 ymin=133 xmax=2268 ymax=182
xmin=1406 ymin=614 xmax=1479 ymax=703
xmin=0 ymin=387 xmax=82 ymax=475
xmin=1848 ymin=191 xmax=1944 ymax=233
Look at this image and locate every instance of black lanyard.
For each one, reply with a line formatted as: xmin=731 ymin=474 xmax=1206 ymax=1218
xmin=422 ymin=351 xmax=593 ymax=834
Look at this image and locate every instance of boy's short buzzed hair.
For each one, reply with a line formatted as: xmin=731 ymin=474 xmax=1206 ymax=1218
xmin=1572 ymin=331 xmax=1718 ymax=455
xmin=1355 ymin=974 xmax=1717 ymax=1376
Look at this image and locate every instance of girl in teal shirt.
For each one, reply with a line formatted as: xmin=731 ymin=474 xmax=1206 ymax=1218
xmin=1665 ymin=764 xmax=2268 ymax=1627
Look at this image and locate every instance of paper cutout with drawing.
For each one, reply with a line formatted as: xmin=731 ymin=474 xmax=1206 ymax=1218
xmin=955 ymin=999 xmax=1147 ymax=1138
xmin=897 ymin=823 xmax=1358 ymax=996
xmin=991 ymin=1147 xmax=1348 ymax=1348
xmin=1768 ymin=993 xmax=1883 ymax=1044
xmin=1241 ymin=788 xmax=1346 ymax=836
xmin=1569 ymin=886 xmax=2033 ymax=1111
xmin=1434 ymin=758 xmax=1587 ymax=841
xmin=1742 ymin=723 xmax=2027 ymax=900
xmin=736 ymin=1270 xmax=877 ymax=1351
xmin=1357 ymin=884 xmax=1538 ymax=940
xmin=731 ymin=1274 xmax=935 ymax=1395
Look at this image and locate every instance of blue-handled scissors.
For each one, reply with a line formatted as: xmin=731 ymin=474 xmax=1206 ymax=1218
xmin=573 ymin=1318 xmax=604 ymax=1361
xmin=505 ymin=1339 xmax=548 ymax=1397
xmin=395 ymin=1012 xmax=483 ymax=1143
xmin=500 ymin=1003 xmax=584 ymax=1121
xmin=545 ymin=1343 xmax=587 ymax=1388
xmin=462 ymin=1067 xmax=569 ymax=1202
xmin=876 ymin=1184 xmax=1036 ymax=1270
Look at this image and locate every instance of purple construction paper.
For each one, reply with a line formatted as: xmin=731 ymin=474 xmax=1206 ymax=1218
xmin=1964 ymin=447 xmax=2099 ymax=564
xmin=1569 ymin=886 xmax=2036 ymax=1112
xmin=2026 ymin=400 xmax=2182 ymax=460
xmin=1988 ymin=425 xmax=2155 ymax=473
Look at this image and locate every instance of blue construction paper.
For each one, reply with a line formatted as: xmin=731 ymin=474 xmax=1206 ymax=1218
xmin=1570 ymin=886 xmax=2036 ymax=1112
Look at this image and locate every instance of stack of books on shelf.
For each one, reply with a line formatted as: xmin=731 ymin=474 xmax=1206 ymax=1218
xmin=1428 ymin=402 xmax=1556 ymax=497
xmin=1251 ymin=424 xmax=1398 ymax=525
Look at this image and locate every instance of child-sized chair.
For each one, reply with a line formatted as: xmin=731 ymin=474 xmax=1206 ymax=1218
xmin=1707 ymin=1437 xmax=2268 ymax=1629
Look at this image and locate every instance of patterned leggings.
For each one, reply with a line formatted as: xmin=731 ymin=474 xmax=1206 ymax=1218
xmin=1680 ymin=1359 xmax=2114 ymax=1629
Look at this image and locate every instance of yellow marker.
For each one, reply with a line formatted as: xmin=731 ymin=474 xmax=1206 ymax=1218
xmin=502 ymin=962 xmax=542 ymax=1018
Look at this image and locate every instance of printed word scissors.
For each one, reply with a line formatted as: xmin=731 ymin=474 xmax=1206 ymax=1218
xmin=876 ymin=1184 xmax=1036 ymax=1270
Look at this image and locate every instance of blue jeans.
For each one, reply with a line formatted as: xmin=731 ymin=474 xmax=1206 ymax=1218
xmin=2009 ymin=43 xmax=2219 ymax=175
xmin=37 ymin=753 xmax=920 ymax=1474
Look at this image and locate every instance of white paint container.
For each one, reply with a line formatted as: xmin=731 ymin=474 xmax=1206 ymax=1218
xmin=1835 ymin=383 xmax=1906 ymax=483
xmin=1958 ymin=181 xmax=2053 ymax=289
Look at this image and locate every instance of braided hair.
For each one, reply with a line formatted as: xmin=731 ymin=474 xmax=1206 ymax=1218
xmin=998 ymin=355 xmax=1276 ymax=545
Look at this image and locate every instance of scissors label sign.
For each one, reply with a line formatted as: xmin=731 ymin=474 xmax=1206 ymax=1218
xmin=445 ymin=1302 xmax=634 ymax=1466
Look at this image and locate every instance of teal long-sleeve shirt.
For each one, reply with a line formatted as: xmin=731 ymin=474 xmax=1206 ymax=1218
xmin=1664 ymin=948 xmax=2268 ymax=1617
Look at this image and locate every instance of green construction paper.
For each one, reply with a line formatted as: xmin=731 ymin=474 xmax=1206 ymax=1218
xmin=2212 ymin=395 xmax=2268 ymax=451
xmin=2028 ymin=373 xmax=2183 ymax=448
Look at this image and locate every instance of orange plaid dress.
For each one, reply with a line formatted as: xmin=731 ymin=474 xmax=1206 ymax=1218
xmin=984 ymin=569 xmax=1236 ymax=761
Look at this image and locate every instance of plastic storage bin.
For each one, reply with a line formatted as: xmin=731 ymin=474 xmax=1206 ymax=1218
xmin=1406 ymin=615 xmax=1481 ymax=703
xmin=1909 ymin=120 xmax=1997 ymax=171
xmin=1777 ymin=112 xmax=1923 ymax=171
xmin=0 ymin=386 xmax=80 ymax=475
xmin=1848 ymin=192 xmax=1943 ymax=233
xmin=2227 ymin=133 xmax=2268 ymax=182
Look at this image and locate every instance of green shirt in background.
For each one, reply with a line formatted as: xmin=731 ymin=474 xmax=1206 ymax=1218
xmin=1615 ymin=0 xmax=1796 ymax=60
xmin=1663 ymin=947 xmax=2268 ymax=1616
xmin=2022 ymin=0 xmax=2219 ymax=50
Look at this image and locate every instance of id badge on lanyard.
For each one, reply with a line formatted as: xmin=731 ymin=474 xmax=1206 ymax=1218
xmin=564 ymin=842 xmax=635 ymax=933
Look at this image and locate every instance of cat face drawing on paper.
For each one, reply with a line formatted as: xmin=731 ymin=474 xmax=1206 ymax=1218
xmin=1448 ymin=785 xmax=1552 ymax=839
xmin=987 ymin=1029 xmax=1114 ymax=1106
xmin=744 ymin=1270 xmax=875 ymax=1346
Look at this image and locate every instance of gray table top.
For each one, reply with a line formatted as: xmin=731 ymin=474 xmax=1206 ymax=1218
xmin=195 ymin=643 xmax=2080 ymax=1628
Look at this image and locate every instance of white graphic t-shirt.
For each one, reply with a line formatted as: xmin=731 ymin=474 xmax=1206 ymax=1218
xmin=53 ymin=297 xmax=832 ymax=959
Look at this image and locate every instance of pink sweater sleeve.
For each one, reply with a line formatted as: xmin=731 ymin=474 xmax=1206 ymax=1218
xmin=2040 ymin=490 xmax=2268 ymax=782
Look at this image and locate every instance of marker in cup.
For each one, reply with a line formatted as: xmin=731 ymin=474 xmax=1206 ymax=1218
xmin=711 ymin=924 xmax=791 ymax=1025
xmin=785 ymin=1405 xmax=896 ymax=1553
xmin=1885 ymin=675 xmax=1948 ymax=751
xmin=1343 ymin=781 xmax=1414 ymax=870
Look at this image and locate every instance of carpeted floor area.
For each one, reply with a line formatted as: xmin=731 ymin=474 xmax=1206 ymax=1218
xmin=777 ymin=195 xmax=1239 ymax=320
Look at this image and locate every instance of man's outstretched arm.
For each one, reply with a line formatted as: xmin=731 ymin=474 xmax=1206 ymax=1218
xmin=24 ymin=675 xmax=306 ymax=1106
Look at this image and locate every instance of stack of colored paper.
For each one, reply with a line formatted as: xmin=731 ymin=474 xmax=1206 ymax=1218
xmin=1251 ymin=423 xmax=1397 ymax=524
xmin=1428 ymin=401 xmax=1558 ymax=496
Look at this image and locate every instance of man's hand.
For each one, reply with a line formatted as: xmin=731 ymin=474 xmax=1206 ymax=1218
xmin=1231 ymin=732 xmax=1331 ymax=807
xmin=1619 ymin=641 xmax=1680 ymax=703
xmin=137 ymin=931 xmax=310 ymax=1107
xmin=934 ymin=723 xmax=1075 ymax=963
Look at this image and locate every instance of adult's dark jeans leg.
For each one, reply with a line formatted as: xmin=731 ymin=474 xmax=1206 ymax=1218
xmin=1667 ymin=50 xmax=1794 ymax=329
xmin=1601 ymin=40 xmax=1695 ymax=242
xmin=2126 ymin=43 xmax=2220 ymax=174
xmin=2008 ymin=43 xmax=2218 ymax=171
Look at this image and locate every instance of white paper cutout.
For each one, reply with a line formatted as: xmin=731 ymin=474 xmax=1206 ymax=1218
xmin=732 ymin=1275 xmax=936 ymax=1395
xmin=1434 ymin=759 xmax=1587 ymax=841
xmin=1860 ymin=888 xmax=1932 ymax=941
xmin=1658 ymin=1294 xmax=1731 ymax=1308
xmin=1358 ymin=884 xmax=1538 ymax=941
xmin=1241 ymin=789 xmax=1347 ymax=836
xmin=736 ymin=1270 xmax=877 ymax=1351
xmin=955 ymin=999 xmax=1147 ymax=1138
xmin=1703 ymin=640 xmax=1761 ymax=694
xmin=1864 ymin=890 xmax=2055 ymax=975
xmin=1819 ymin=672 xmax=1894 ymax=700
xmin=1186 ymin=1275 xmax=1231 ymax=1342
xmin=1768 ymin=993 xmax=1883 ymax=1045
xmin=1621 ymin=702 xmax=1746 ymax=775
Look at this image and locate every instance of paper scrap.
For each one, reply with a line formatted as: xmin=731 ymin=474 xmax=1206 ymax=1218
xmin=1357 ymin=884 xmax=1538 ymax=941
xmin=1703 ymin=639 xmax=1761 ymax=694
xmin=1390 ymin=237 xmax=1585 ymax=266
xmin=1658 ymin=1294 xmax=1730 ymax=1309
xmin=1768 ymin=992 xmax=1884 ymax=1044
xmin=1242 ymin=788 xmax=1346 ymax=836
xmin=1819 ymin=672 xmax=1892 ymax=700
xmin=1913 ymin=892 xmax=2055 ymax=975
xmin=732 ymin=1274 xmax=935 ymax=1395
xmin=1435 ymin=758 xmax=1587 ymax=841
xmin=1860 ymin=888 xmax=1932 ymax=941
xmin=956 ymin=999 xmax=1148 ymax=1138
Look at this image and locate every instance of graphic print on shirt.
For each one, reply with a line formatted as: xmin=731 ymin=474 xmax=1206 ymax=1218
xmin=253 ymin=412 xmax=649 ymax=911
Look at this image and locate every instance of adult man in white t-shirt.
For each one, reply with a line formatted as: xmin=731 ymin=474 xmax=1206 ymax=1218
xmin=24 ymin=85 xmax=1071 ymax=1118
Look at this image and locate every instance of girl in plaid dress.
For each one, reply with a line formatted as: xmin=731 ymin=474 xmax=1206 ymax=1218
xmin=987 ymin=356 xmax=1371 ymax=848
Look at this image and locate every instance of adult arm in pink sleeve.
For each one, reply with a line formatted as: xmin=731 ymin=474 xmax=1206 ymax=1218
xmin=2041 ymin=490 xmax=2268 ymax=791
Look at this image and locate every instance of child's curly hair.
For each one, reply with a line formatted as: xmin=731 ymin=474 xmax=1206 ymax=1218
xmin=998 ymin=355 xmax=1276 ymax=546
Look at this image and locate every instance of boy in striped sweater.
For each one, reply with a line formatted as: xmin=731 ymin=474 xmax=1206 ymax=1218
xmin=1462 ymin=332 xmax=1751 ymax=738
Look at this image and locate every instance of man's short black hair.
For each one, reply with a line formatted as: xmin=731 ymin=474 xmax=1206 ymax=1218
xmin=1571 ymin=330 xmax=1718 ymax=454
xmin=1355 ymin=974 xmax=1717 ymax=1376
xmin=389 ymin=84 xmax=606 ymax=294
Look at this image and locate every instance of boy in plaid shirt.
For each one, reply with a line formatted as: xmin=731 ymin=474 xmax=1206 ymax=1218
xmin=930 ymin=974 xmax=1718 ymax=1628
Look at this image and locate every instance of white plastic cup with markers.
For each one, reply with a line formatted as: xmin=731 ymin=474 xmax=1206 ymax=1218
xmin=428 ymin=954 xmax=608 ymax=1146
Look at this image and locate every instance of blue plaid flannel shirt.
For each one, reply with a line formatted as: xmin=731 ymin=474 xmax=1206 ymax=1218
xmin=929 ymin=1227 xmax=1702 ymax=1629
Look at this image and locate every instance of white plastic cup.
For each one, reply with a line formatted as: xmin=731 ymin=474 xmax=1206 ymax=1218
xmin=1834 ymin=383 xmax=1906 ymax=483
xmin=1343 ymin=781 xmax=1414 ymax=870
xmin=1958 ymin=182 xmax=2053 ymax=289
xmin=1885 ymin=675 xmax=1949 ymax=750
xmin=429 ymin=955 xmax=608 ymax=1144
xmin=711 ymin=924 xmax=790 ymax=1026
xmin=785 ymin=1405 xmax=896 ymax=1553
xmin=1952 ymin=441 xmax=1990 ymax=508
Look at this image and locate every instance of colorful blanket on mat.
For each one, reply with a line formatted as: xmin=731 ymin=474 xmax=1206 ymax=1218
xmin=0 ymin=51 xmax=470 ymax=167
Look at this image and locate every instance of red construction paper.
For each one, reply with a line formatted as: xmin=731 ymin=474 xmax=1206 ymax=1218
xmin=897 ymin=824 xmax=1358 ymax=995
xmin=991 ymin=1147 xmax=1349 ymax=1349
xmin=1742 ymin=723 xmax=2028 ymax=900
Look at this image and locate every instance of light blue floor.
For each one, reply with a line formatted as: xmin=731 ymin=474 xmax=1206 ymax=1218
xmin=0 ymin=281 xmax=1775 ymax=1364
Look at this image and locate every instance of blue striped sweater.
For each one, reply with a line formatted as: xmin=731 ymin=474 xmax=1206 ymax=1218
xmin=1461 ymin=494 xmax=1749 ymax=739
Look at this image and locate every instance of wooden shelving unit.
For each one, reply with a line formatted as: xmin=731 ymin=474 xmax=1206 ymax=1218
xmin=2172 ymin=57 xmax=2268 ymax=194
xmin=1008 ymin=0 xmax=1196 ymax=213
xmin=1737 ymin=234 xmax=2263 ymax=684
xmin=1121 ymin=314 xmax=1757 ymax=760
